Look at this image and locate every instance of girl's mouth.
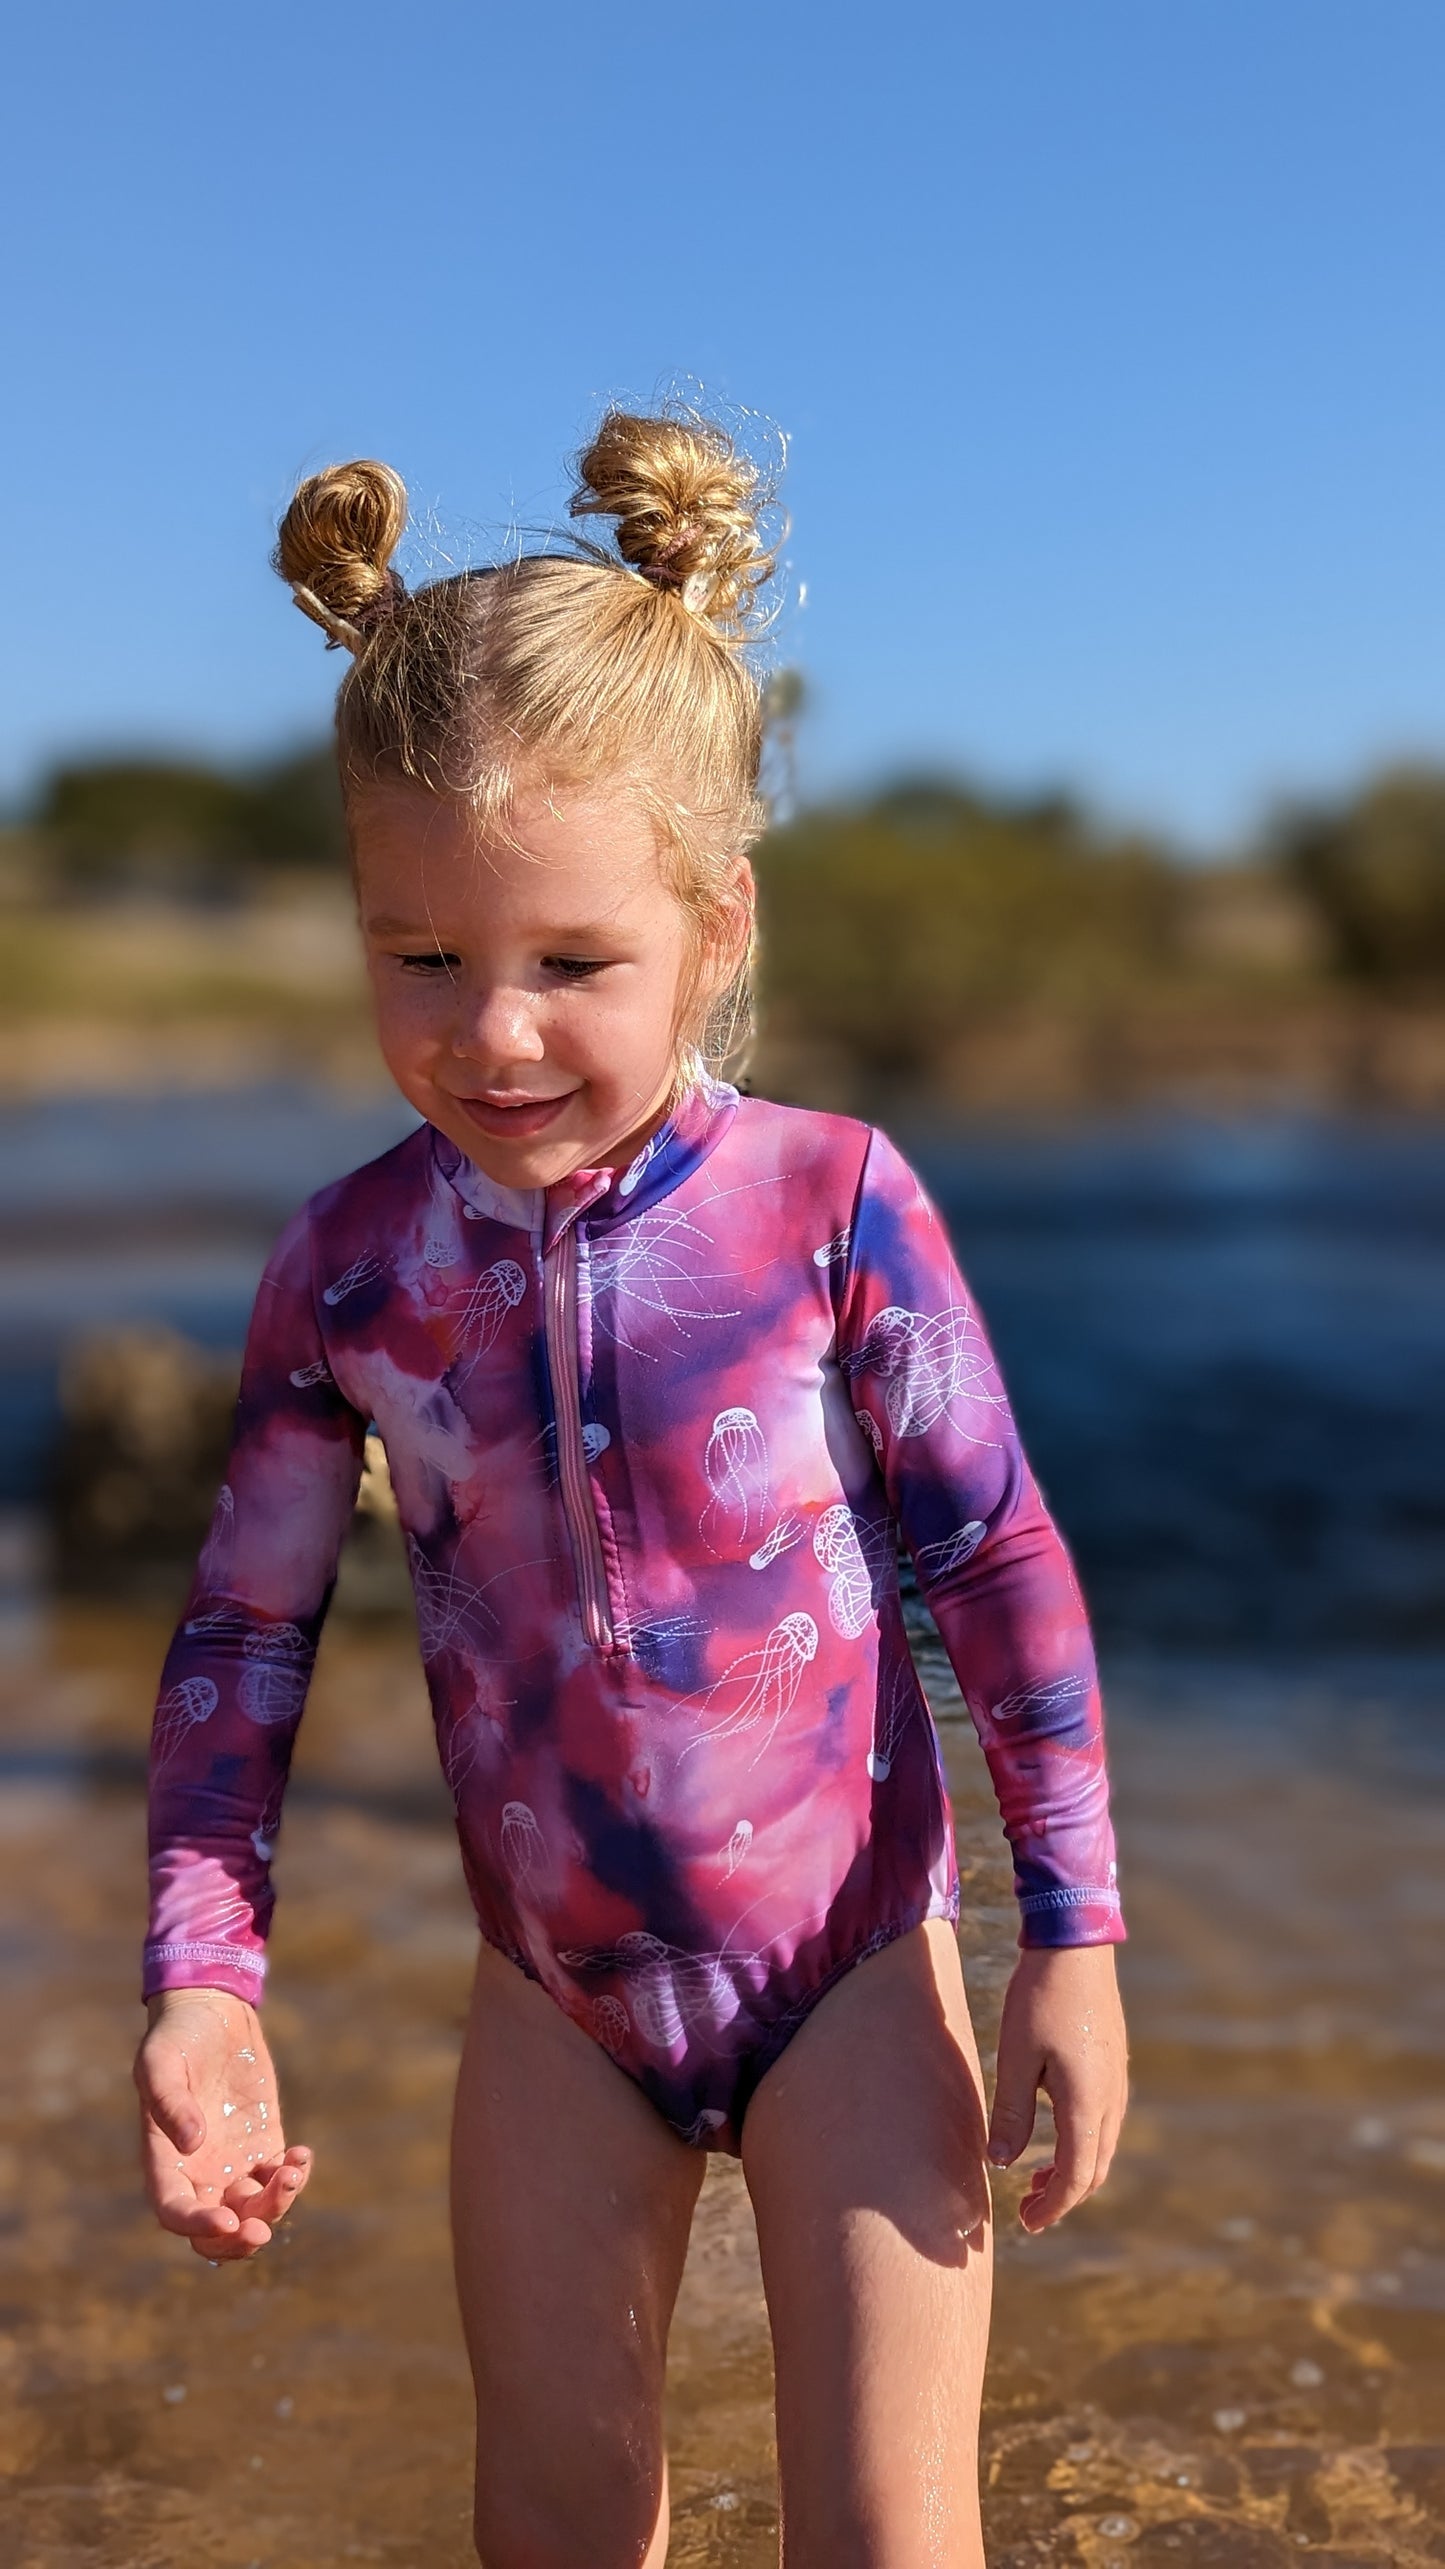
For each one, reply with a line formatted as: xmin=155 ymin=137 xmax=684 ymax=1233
xmin=452 ymin=1090 xmax=578 ymax=1140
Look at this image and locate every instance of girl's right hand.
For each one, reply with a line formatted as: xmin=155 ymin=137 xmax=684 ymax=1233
xmin=134 ymin=1988 xmax=313 ymax=2260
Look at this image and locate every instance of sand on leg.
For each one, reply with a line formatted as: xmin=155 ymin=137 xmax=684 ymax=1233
xmin=741 ymin=1918 xmax=995 ymax=2569
xmin=450 ymin=1934 xmax=707 ymax=2569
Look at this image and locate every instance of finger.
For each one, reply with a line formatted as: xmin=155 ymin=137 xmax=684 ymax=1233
xmin=149 ymin=2172 xmax=243 ymax=2242
xmin=136 ymin=2047 xmax=206 ymax=2158
xmin=234 ymin=2146 xmax=312 ymax=2226
xmin=1018 ymin=2146 xmax=1097 ymax=2229
xmin=986 ymin=2068 xmax=1041 ymax=2170
xmin=192 ymin=2211 xmax=275 ymax=2261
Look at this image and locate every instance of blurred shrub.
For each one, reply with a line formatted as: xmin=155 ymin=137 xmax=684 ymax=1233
xmin=755 ymin=779 xmax=1184 ymax=1086
xmin=1271 ymin=766 xmax=1445 ymax=985
xmin=32 ymin=744 xmax=346 ymax=896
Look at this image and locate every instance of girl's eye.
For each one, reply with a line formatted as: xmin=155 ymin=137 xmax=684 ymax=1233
xmin=396 ymin=952 xmax=460 ymax=975
xmin=545 ymin=957 xmax=610 ymax=981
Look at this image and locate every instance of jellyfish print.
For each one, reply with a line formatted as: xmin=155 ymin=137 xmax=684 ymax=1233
xmin=867 ymin=1653 xmax=921 ymax=1782
xmin=630 ymin=1611 xmax=711 ymax=1689
xmin=590 ymin=1995 xmax=631 ymax=2054
xmin=499 ymin=1799 xmax=546 ymax=1889
xmin=288 ymin=1357 xmax=333 ymax=1389
xmin=322 ymin=1252 xmax=387 ymax=1307
xmin=588 ymin=1206 xmax=741 ymax=1355
xmin=916 ymin=1520 xmax=989 ymax=1584
xmin=722 ymin=1819 xmax=754 ymax=1877
xmin=242 ymin=1622 xmax=309 ymax=1662
xmin=676 ymin=2108 xmax=729 ymax=2146
xmin=989 ymin=1674 xmax=1092 ymax=1731
xmin=699 ymin=1407 xmax=773 ymax=1556
xmin=441 ymin=1705 xmax=505 ymax=1799
xmin=853 ymin=1405 xmax=883 ymax=1457
xmin=451 ymin=1258 xmax=527 ymax=1381
xmin=581 ymin=1421 xmax=611 ymax=1461
xmin=812 ymin=1504 xmax=898 ymax=1639
xmin=406 ymin=1535 xmax=502 ymax=1660
xmin=748 ymin=1514 xmax=806 ymax=1571
xmin=680 ymin=1611 xmax=819 ymax=1766
xmin=238 ymin=1660 xmax=308 ymax=1728
xmin=422 ymin=1234 xmax=456 ymax=1268
xmin=153 ymin=1675 xmax=218 ymax=1768
xmin=616 ymin=1122 xmax=668 ymax=1198
xmin=812 ymin=1226 xmax=852 ymax=1270
xmin=843 ymin=1302 xmax=1011 ymax=1444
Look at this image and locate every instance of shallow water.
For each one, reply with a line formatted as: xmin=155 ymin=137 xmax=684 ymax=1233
xmin=3 ymin=1598 xmax=1443 ymax=2567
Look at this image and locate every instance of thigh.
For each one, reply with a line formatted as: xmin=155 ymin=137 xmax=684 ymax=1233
xmin=741 ymin=1920 xmax=994 ymax=2569
xmin=450 ymin=1935 xmax=707 ymax=2569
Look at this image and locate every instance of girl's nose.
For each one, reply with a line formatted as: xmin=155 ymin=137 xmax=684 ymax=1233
xmin=449 ymin=982 xmax=546 ymax=1067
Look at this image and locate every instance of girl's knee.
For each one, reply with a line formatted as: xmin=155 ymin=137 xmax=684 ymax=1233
xmin=472 ymin=2453 xmax=667 ymax=2569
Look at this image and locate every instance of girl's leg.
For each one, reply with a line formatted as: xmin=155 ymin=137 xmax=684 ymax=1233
xmin=450 ymin=1936 xmax=707 ymax=2569
xmin=741 ymin=1919 xmax=994 ymax=2569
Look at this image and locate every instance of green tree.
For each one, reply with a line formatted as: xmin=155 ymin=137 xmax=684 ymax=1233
xmin=1272 ymin=766 xmax=1445 ymax=983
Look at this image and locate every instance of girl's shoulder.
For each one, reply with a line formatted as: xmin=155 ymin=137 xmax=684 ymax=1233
xmin=730 ymin=1091 xmax=919 ymax=1204
xmin=289 ymin=1119 xmax=438 ymax=1247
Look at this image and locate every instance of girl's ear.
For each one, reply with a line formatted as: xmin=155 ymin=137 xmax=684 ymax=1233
xmin=712 ymin=859 xmax=756 ymax=987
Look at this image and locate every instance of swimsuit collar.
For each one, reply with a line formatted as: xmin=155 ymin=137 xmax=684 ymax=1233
xmin=428 ymin=1065 xmax=741 ymax=1244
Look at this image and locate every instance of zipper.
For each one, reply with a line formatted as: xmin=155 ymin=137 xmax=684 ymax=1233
xmin=543 ymin=1220 xmax=622 ymax=1653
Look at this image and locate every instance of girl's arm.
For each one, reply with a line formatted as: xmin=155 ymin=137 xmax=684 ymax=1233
xmin=836 ymin=1124 xmax=1129 ymax=2230
xmin=136 ymin=1199 xmax=367 ymax=2256
xmin=835 ymin=1123 xmax=1125 ymax=1953
xmin=143 ymin=1198 xmax=369 ymax=2007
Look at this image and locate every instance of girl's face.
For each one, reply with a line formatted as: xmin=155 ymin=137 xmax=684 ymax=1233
xmin=351 ymin=778 xmax=749 ymax=1192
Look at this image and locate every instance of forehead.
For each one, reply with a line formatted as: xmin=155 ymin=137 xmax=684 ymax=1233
xmin=351 ymin=778 xmax=670 ymax=929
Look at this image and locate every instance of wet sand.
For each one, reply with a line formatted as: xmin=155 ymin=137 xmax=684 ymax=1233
xmin=3 ymin=1602 xmax=1444 ymax=2567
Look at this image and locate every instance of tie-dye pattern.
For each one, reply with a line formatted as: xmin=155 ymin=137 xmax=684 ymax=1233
xmin=144 ymin=1073 xmax=1125 ymax=2149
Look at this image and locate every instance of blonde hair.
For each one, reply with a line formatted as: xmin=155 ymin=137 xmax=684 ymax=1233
xmin=273 ymin=408 xmax=782 ymax=1085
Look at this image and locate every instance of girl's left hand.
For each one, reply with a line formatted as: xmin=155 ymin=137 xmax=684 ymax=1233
xmin=985 ymin=1944 xmax=1129 ymax=2232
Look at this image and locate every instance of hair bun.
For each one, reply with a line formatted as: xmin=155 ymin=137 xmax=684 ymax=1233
xmin=273 ymin=460 xmax=408 ymax=650
xmin=569 ymin=409 xmax=774 ymax=638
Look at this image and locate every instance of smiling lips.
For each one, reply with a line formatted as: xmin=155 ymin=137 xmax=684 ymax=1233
xmin=452 ymin=1090 xmax=579 ymax=1138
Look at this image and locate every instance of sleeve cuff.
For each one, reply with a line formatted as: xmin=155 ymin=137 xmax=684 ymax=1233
xmin=142 ymin=1941 xmax=268 ymax=2006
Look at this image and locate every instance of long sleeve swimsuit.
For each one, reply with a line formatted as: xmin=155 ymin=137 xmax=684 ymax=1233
xmin=144 ymin=1071 xmax=1126 ymax=2150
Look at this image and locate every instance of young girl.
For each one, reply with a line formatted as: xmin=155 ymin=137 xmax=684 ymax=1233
xmin=134 ymin=406 xmax=1129 ymax=2568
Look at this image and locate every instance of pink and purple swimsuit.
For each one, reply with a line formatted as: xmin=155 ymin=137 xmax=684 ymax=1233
xmin=143 ymin=1072 xmax=1126 ymax=2150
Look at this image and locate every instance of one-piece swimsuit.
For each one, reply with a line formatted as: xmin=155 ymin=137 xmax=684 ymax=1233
xmin=144 ymin=1070 xmax=1126 ymax=2150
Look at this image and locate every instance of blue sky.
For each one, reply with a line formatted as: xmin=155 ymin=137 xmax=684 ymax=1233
xmin=6 ymin=0 xmax=1444 ymax=851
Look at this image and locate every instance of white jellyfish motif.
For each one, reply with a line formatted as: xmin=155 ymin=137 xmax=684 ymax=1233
xmin=988 ymin=1674 xmax=1092 ymax=1730
xmin=499 ymin=1799 xmax=546 ymax=1889
xmin=558 ymin=1930 xmax=757 ymax=2056
xmin=238 ymin=1660 xmax=308 ymax=1727
xmin=843 ymin=1302 xmax=1011 ymax=1444
xmin=917 ymin=1519 xmax=988 ymax=1583
xmin=812 ymin=1227 xmax=852 ymax=1270
xmin=581 ymin=1422 xmax=611 ymax=1461
xmin=152 ymin=1676 xmax=219 ymax=1768
xmin=722 ymin=1820 xmax=754 ymax=1878
xmin=322 ymin=1252 xmax=387 ymax=1307
xmin=406 ymin=1536 xmax=501 ymax=1659
xmin=441 ymin=1705 xmax=507 ymax=1799
xmin=452 ymin=1258 xmax=527 ymax=1381
xmin=812 ymin=1503 xmax=897 ymax=1639
xmin=196 ymin=1483 xmax=236 ymax=1593
xmin=866 ymin=1654 xmax=921 ymax=1782
xmin=680 ymin=1612 xmax=819 ymax=1767
xmin=676 ymin=2108 xmax=729 ymax=2146
xmin=590 ymin=1995 xmax=631 ymax=2054
xmin=288 ymin=1357 xmax=333 ymax=1389
xmin=699 ymin=1407 xmax=773 ymax=1555
xmin=588 ymin=1206 xmax=741 ymax=1353
xmin=853 ymin=1405 xmax=884 ymax=1457
xmin=422 ymin=1234 xmax=456 ymax=1268
xmin=748 ymin=1515 xmax=806 ymax=1571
